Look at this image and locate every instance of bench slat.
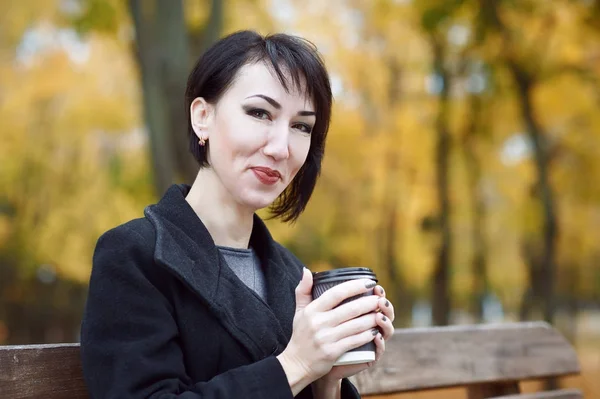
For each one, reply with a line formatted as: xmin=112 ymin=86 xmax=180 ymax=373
xmin=489 ymin=388 xmax=583 ymax=399
xmin=351 ymin=322 xmax=580 ymax=395
xmin=467 ymin=381 xmax=520 ymax=399
xmin=0 ymin=343 xmax=88 ymax=399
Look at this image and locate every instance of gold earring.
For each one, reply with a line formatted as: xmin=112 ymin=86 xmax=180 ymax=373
xmin=199 ymin=137 xmax=206 ymax=146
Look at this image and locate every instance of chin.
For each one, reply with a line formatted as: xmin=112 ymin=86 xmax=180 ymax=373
xmin=238 ymin=190 xmax=281 ymax=213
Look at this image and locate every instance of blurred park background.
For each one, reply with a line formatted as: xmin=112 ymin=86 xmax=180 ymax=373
xmin=1 ymin=0 xmax=600 ymax=397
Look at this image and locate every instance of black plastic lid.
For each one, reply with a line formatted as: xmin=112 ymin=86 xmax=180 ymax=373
xmin=312 ymin=267 xmax=377 ymax=285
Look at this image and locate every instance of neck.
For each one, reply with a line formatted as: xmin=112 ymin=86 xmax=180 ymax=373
xmin=185 ymin=168 xmax=254 ymax=248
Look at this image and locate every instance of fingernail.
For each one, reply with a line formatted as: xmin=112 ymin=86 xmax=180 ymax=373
xmin=382 ymin=315 xmax=387 ymax=322
xmin=385 ymin=300 xmax=390 ymax=307
xmin=380 ymin=335 xmax=384 ymax=341
xmin=365 ymin=281 xmax=376 ymax=289
xmin=371 ymin=328 xmax=379 ymax=336
xmin=379 ymin=287 xmax=385 ymax=295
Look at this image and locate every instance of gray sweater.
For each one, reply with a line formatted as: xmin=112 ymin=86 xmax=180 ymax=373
xmin=218 ymin=246 xmax=267 ymax=301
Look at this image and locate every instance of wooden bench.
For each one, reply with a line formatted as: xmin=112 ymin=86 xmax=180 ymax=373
xmin=0 ymin=321 xmax=582 ymax=398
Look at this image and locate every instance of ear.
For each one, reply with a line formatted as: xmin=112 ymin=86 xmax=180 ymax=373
xmin=190 ymin=97 xmax=214 ymax=140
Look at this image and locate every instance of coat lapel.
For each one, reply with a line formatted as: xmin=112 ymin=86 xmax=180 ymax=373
xmin=249 ymin=215 xmax=299 ymax=341
xmin=144 ymin=185 xmax=300 ymax=362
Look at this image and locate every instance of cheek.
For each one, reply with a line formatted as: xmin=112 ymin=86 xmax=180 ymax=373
xmin=213 ymin=114 xmax=263 ymax=157
xmin=289 ymin=136 xmax=311 ymax=173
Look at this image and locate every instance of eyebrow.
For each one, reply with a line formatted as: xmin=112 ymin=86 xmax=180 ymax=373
xmin=245 ymin=94 xmax=316 ymax=117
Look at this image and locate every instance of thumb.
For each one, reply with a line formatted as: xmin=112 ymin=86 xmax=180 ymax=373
xmin=294 ymin=267 xmax=313 ymax=312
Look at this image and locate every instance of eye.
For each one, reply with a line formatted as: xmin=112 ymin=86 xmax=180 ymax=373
xmin=293 ymin=123 xmax=313 ymax=134
xmin=247 ymin=108 xmax=271 ymax=120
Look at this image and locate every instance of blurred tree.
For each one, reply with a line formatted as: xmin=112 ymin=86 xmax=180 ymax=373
xmin=429 ymin=33 xmax=452 ymax=326
xmin=418 ymin=0 xmax=465 ymax=326
xmin=0 ymin=0 xmax=149 ymax=343
xmin=128 ymin=0 xmax=225 ymax=193
xmin=455 ymin=8 xmax=494 ymax=322
xmin=473 ymin=0 xmax=552 ymax=323
xmin=461 ymin=89 xmax=489 ymax=321
xmin=72 ymin=0 xmax=224 ymax=195
xmin=379 ymin=55 xmax=410 ymax=326
xmin=477 ymin=0 xmax=575 ymax=325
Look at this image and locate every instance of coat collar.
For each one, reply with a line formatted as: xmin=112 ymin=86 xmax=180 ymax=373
xmin=143 ymin=184 xmax=300 ymax=361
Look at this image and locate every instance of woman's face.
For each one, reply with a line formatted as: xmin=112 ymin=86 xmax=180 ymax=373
xmin=192 ymin=62 xmax=315 ymax=212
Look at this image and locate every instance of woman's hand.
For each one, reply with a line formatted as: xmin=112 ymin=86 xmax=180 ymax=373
xmin=277 ymin=269 xmax=382 ymax=395
xmin=319 ymin=284 xmax=395 ymax=382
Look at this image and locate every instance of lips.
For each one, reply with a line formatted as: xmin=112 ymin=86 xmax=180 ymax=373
xmin=251 ymin=167 xmax=281 ymax=185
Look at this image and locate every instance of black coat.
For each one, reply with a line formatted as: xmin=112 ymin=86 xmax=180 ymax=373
xmin=80 ymin=184 xmax=361 ymax=398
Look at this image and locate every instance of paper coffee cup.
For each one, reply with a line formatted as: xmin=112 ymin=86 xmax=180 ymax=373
xmin=311 ymin=267 xmax=378 ymax=366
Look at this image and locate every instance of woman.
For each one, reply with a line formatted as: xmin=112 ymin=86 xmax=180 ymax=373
xmin=80 ymin=30 xmax=395 ymax=399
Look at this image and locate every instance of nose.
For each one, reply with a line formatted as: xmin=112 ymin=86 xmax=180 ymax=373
xmin=262 ymin=123 xmax=290 ymax=161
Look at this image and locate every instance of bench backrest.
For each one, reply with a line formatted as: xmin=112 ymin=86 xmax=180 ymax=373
xmin=0 ymin=322 xmax=581 ymax=398
xmin=0 ymin=343 xmax=86 ymax=398
xmin=349 ymin=321 xmax=581 ymax=398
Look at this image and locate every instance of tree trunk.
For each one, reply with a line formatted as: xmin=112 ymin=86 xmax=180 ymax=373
xmin=463 ymin=94 xmax=488 ymax=322
xmin=510 ymin=63 xmax=558 ymax=324
xmin=129 ymin=0 xmax=176 ymax=196
xmin=482 ymin=0 xmax=559 ymax=326
xmin=519 ymin=238 xmax=542 ymax=321
xmin=564 ymin=265 xmax=579 ymax=345
xmin=200 ymin=0 xmax=224 ymax=56
xmin=430 ymin=37 xmax=452 ymax=326
xmin=380 ymin=57 xmax=412 ymax=326
xmin=156 ymin=0 xmax=198 ymax=184
xmin=129 ymin=0 xmax=225 ymax=191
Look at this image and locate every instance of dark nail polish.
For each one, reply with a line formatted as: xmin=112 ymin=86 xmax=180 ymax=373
xmin=379 ymin=287 xmax=385 ymax=295
xmin=385 ymin=300 xmax=390 ymax=307
xmin=380 ymin=335 xmax=384 ymax=341
xmin=382 ymin=315 xmax=387 ymax=322
xmin=371 ymin=328 xmax=379 ymax=336
xmin=365 ymin=281 xmax=376 ymax=289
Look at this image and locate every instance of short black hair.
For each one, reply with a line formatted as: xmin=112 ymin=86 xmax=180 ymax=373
xmin=185 ymin=30 xmax=333 ymax=223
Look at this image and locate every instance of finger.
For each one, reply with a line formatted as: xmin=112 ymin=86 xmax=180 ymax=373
xmin=333 ymin=327 xmax=379 ymax=356
xmin=374 ymin=332 xmax=385 ymax=362
xmin=310 ymin=279 xmax=376 ymax=312
xmin=327 ymin=312 xmax=378 ymax=342
xmin=374 ymin=285 xmax=386 ymax=297
xmin=294 ymin=268 xmax=314 ymax=312
xmin=378 ymin=296 xmax=395 ymax=322
xmin=367 ymin=333 xmax=385 ymax=368
xmin=328 ymin=295 xmax=380 ymax=325
xmin=376 ymin=311 xmax=395 ymax=340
